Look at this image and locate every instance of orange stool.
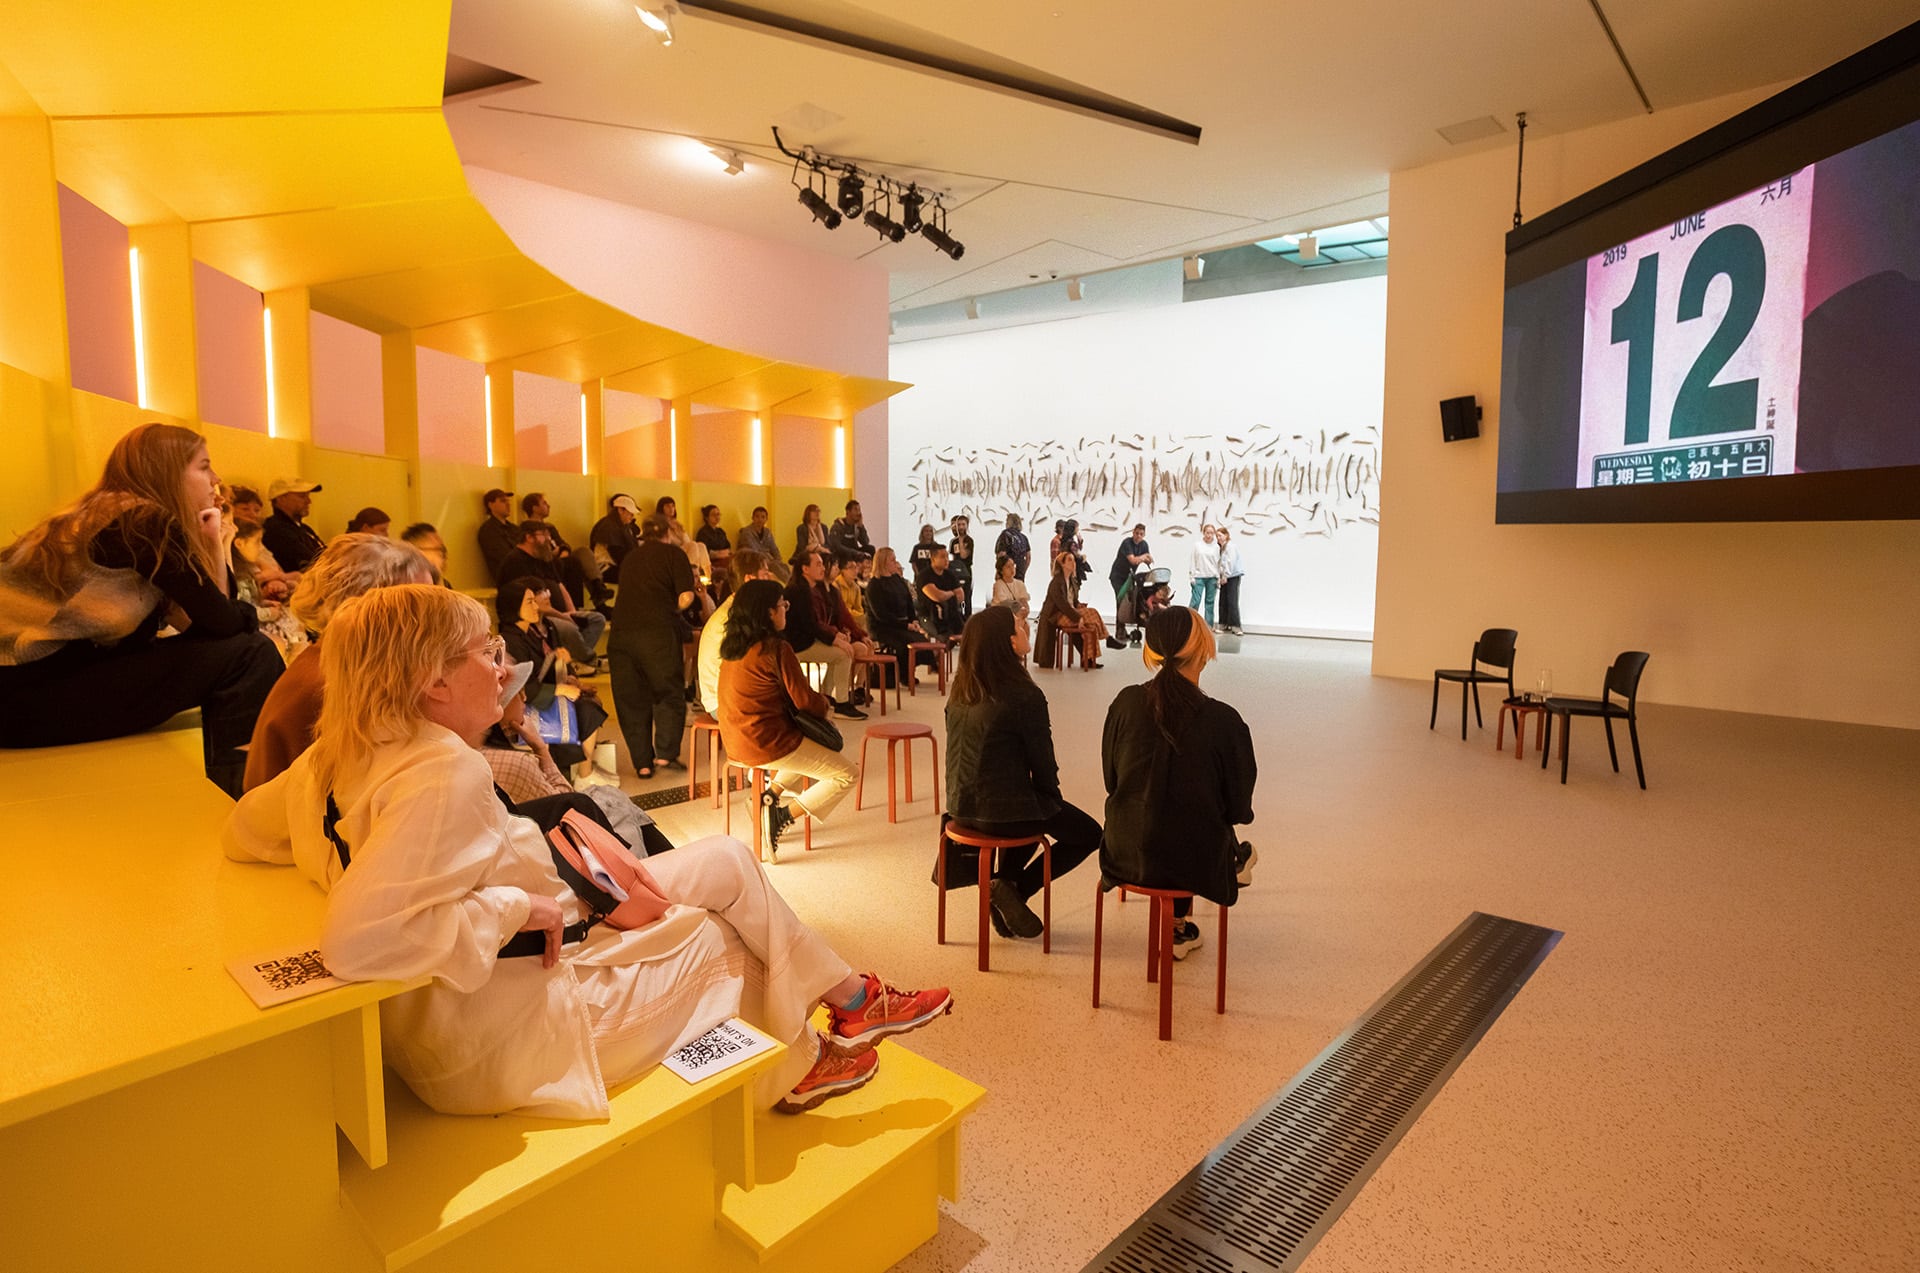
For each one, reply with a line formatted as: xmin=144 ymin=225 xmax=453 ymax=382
xmin=937 ymin=823 xmax=1053 ymax=972
xmin=855 ymin=722 xmax=941 ymax=823
xmin=1092 ymin=882 xmax=1228 ymax=1041
xmin=905 ymin=641 xmax=950 ymax=695
xmin=1051 ymin=622 xmax=1087 ymax=670
xmin=722 ymin=762 xmax=812 ymax=861
xmin=688 ymin=715 xmax=727 ymax=807
xmin=853 ymin=652 xmax=902 ymax=716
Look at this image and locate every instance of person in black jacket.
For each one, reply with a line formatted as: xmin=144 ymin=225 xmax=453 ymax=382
xmin=942 ymin=605 xmax=1101 ymax=938
xmin=261 ymin=478 xmax=326 ymax=572
xmin=1100 ymin=606 xmax=1256 ymax=960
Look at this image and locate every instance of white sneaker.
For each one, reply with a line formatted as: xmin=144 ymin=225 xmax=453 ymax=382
xmin=1235 ymin=842 xmax=1258 ymax=888
xmin=1171 ymin=920 xmax=1204 ymax=961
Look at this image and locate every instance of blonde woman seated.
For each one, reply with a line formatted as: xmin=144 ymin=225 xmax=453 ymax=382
xmin=717 ymin=579 xmax=859 ymax=854
xmin=225 ymin=585 xmax=952 ymax=1117
xmin=1035 ymin=550 xmax=1110 ymax=669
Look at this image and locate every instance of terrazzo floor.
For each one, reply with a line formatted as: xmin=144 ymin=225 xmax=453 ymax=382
xmin=590 ymin=634 xmax=1920 ymax=1272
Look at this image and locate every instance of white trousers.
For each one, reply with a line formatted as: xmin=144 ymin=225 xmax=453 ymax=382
xmin=767 ymin=737 xmax=858 ymax=821
xmin=791 ymin=639 xmax=852 ymax=701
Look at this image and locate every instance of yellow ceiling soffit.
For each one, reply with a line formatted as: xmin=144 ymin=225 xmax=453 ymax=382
xmin=0 ymin=0 xmax=904 ymax=417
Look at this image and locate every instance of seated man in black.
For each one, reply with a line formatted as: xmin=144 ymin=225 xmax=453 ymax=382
xmin=522 ymin=491 xmax=608 ymax=611
xmin=917 ymin=546 xmax=965 ymax=642
xmin=827 ymin=499 xmax=874 ymax=564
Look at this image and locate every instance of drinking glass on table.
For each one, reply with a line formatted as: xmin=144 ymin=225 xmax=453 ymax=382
xmin=1534 ymin=669 xmax=1554 ymax=703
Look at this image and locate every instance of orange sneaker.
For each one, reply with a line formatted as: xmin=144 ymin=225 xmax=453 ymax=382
xmin=776 ymin=1034 xmax=879 ymax=1113
xmin=827 ymin=973 xmax=953 ymax=1055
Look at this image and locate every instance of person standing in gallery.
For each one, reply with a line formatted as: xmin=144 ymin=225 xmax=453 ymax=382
xmin=609 ymin=514 xmax=697 ymax=779
xmin=948 ymin=514 xmax=976 ymax=619
xmin=1187 ymin=523 xmax=1220 ymax=627
xmin=994 ymin=514 xmax=1031 ymax=582
xmin=1216 ymin=526 xmax=1245 ymax=635
xmin=1108 ymin=523 xmax=1152 ymax=646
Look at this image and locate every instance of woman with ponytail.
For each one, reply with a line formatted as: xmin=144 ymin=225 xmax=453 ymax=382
xmin=1099 ymin=606 xmax=1257 ymax=959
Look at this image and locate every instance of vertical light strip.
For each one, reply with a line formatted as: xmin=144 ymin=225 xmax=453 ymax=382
xmin=484 ymin=373 xmax=495 ymax=468
xmin=262 ymin=307 xmax=278 ymax=438
xmin=834 ymin=424 xmax=847 ymax=488
xmin=579 ymin=391 xmax=590 ymax=476
xmin=669 ymin=406 xmax=679 ymax=481
xmin=751 ymin=415 xmax=764 ymax=486
xmin=129 ymin=247 xmax=150 ymax=409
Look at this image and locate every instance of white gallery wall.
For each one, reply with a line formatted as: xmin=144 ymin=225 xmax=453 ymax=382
xmin=887 ymin=277 xmax=1386 ymax=637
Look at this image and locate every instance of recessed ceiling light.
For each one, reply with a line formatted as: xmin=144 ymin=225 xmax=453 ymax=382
xmin=1436 ymin=115 xmax=1506 ymax=145
xmin=635 ymin=3 xmax=681 ymax=46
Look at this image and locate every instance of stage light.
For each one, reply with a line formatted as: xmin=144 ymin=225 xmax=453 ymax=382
xmin=798 ymin=186 xmax=842 ymax=229
xmin=635 ymin=3 xmax=680 ymax=45
xmin=964 ymin=298 xmax=979 ymax=320
xmin=864 ymin=208 xmax=906 ymax=243
xmin=921 ymin=222 xmax=965 ymax=260
xmin=1066 ymin=278 xmax=1084 ymax=302
xmin=836 ymin=172 xmax=865 ymax=216
xmin=900 ymin=188 xmax=924 ymax=234
xmin=1183 ymin=254 xmax=1203 ymax=281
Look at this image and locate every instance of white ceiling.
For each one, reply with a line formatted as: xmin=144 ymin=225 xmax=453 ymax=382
xmin=445 ymin=1 xmax=1914 ymax=311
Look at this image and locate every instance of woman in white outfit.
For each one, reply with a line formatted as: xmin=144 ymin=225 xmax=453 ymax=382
xmin=1187 ymin=524 xmax=1220 ymax=626
xmin=224 ymin=585 xmax=951 ymax=1117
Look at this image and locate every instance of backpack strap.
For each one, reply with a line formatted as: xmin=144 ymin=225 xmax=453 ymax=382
xmin=323 ymin=791 xmax=351 ymax=869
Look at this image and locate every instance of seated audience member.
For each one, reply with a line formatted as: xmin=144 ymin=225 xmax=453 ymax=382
xmin=0 ymin=422 xmax=282 ymax=797
xmin=483 ymin=668 xmax=651 ymax=849
xmin=916 ymin=546 xmax=966 ymax=642
xmin=345 ymin=507 xmax=391 ymax=537
xmin=736 ymin=503 xmax=781 ymax=572
xmin=811 ymin=555 xmax=873 ymax=666
xmin=694 ymin=505 xmax=733 ymax=589
xmin=790 ymin=503 xmax=829 ymax=568
xmin=244 ymin=533 xmax=435 ymax=790
xmin=476 ymin=487 xmax=518 ymax=581
xmin=995 ymin=513 xmax=1031 ymax=581
xmin=782 ymin=548 xmax=864 ymax=719
xmin=1101 ymin=606 xmax=1257 ymax=958
xmin=224 ymin=584 xmax=952 ymax=1116
xmin=699 ymin=550 xmax=777 ymax=716
xmin=229 ymin=485 xmax=298 ymax=600
xmin=948 ymin=515 xmax=975 ymax=618
xmin=833 ymin=556 xmax=869 ymax=634
xmin=399 ymin=522 xmax=450 ymax=584
xmin=717 ymin=580 xmax=859 ymax=852
xmin=943 ymin=606 xmax=1101 ymax=936
xmin=590 ymin=494 xmax=641 ymax=576
xmin=827 ymin=499 xmax=874 ymax=563
xmin=523 ymin=491 xmax=608 ymax=610
xmin=990 ymin=553 xmax=1030 ymax=619
xmin=499 ymin=576 xmax=608 ymax=775
xmin=611 ymin=513 xmax=696 ymax=779
xmin=1036 ymin=550 xmax=1110 ymax=669
xmin=496 ymin=520 xmax=607 ymax=665
xmin=225 ymin=487 xmax=307 ymax=658
xmin=262 ymin=477 xmax=326 ymax=572
xmin=865 ymin=547 xmax=935 ymax=679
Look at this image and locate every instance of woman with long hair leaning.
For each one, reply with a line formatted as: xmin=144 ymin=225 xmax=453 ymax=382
xmin=0 ymin=422 xmax=281 ymax=795
xmin=716 ymin=579 xmax=860 ymax=854
xmin=943 ymin=605 xmax=1101 ymax=938
xmin=498 ymin=576 xmax=609 ymax=778
xmin=224 ymin=585 xmax=951 ymax=1116
xmin=1100 ymin=605 xmax=1257 ymax=960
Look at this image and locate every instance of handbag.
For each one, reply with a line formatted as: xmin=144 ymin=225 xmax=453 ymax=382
xmin=544 ymin=809 xmax=672 ymax=931
xmin=787 ymin=701 xmax=844 ymax=751
xmin=527 ymin=693 xmax=578 ymax=746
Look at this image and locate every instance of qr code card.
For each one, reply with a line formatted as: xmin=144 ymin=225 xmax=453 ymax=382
xmin=662 ymin=1018 xmax=778 ymax=1084
xmin=225 ymin=944 xmax=349 ymax=1009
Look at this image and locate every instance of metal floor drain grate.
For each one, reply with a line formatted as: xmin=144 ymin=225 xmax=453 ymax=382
xmin=631 ymin=782 xmax=703 ymax=812
xmin=1085 ymin=911 xmax=1561 ymax=1273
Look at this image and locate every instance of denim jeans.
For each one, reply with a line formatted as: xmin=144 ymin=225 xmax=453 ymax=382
xmin=1188 ymin=576 xmax=1217 ymax=625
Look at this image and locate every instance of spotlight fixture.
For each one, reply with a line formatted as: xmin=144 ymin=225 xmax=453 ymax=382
xmin=965 ymin=298 xmax=979 ymax=320
xmin=921 ymin=221 xmax=964 ymax=260
xmin=634 ymin=2 xmax=681 ymax=45
xmin=864 ymin=207 xmax=906 ymax=243
xmin=899 ymin=187 xmax=924 ymax=234
xmin=1298 ymin=234 xmax=1320 ymax=261
xmin=836 ymin=172 xmax=865 ymax=216
xmin=1183 ymin=254 xmax=1203 ymax=281
xmin=707 ymin=146 xmax=745 ymax=175
xmin=1066 ymin=277 xmax=1084 ymax=302
xmin=798 ymin=185 xmax=841 ymax=230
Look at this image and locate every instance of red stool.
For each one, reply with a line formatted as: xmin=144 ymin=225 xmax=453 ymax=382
xmin=688 ymin=715 xmax=727 ymax=807
xmin=1092 ymin=882 xmax=1228 ymax=1041
xmin=1051 ymin=623 xmax=1087 ymax=670
xmin=936 ymin=824 xmax=1052 ymax=972
xmin=723 ymin=762 xmax=812 ymax=861
xmin=905 ymin=641 xmax=950 ymax=695
xmin=855 ymin=723 xmax=941 ymax=823
xmin=853 ymin=652 xmax=902 ymax=716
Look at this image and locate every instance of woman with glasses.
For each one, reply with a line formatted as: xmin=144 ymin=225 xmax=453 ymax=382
xmin=226 ymin=585 xmax=952 ymax=1117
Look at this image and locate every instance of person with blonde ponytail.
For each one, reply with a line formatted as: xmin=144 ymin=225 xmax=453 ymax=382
xmin=225 ymin=585 xmax=951 ymax=1119
xmin=1099 ymin=605 xmax=1257 ymax=960
xmin=0 ymin=423 xmax=282 ymax=795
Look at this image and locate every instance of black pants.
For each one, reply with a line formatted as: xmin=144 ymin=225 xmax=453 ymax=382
xmin=607 ymin=624 xmax=685 ymax=770
xmin=958 ymin=800 xmax=1102 ymax=901
xmin=0 ymin=631 xmax=283 ymax=798
xmin=1219 ymin=576 xmax=1243 ymax=630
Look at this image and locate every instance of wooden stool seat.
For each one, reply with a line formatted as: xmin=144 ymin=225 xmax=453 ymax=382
xmin=1051 ymin=623 xmax=1086 ymax=670
xmin=905 ymin=641 xmax=950 ymax=695
xmin=855 ymin=723 xmax=941 ymax=824
xmin=1092 ymin=881 xmax=1228 ymax=1041
xmin=687 ymin=715 xmax=727 ymax=806
xmin=936 ymin=824 xmax=1054 ymax=972
xmin=852 ymin=652 xmax=902 ymax=716
xmin=722 ymin=760 xmax=812 ymax=861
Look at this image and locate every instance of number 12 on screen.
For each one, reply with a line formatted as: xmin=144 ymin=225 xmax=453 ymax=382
xmin=1576 ymin=168 xmax=1812 ymax=487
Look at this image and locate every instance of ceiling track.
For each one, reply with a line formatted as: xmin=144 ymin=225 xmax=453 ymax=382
xmin=680 ymin=0 xmax=1203 ymax=144
xmin=1585 ymin=0 xmax=1654 ymax=113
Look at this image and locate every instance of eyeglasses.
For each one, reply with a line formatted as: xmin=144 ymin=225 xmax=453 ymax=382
xmin=476 ymin=635 xmax=508 ymax=668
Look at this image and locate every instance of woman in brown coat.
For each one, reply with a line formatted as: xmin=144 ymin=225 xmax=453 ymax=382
xmin=1035 ymin=550 xmax=1110 ymax=669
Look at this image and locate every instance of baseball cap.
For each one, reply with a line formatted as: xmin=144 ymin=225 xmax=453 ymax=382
xmin=267 ymin=478 xmax=321 ymax=498
xmin=611 ymin=494 xmax=640 ymax=514
xmin=484 ymin=488 xmax=514 ymax=504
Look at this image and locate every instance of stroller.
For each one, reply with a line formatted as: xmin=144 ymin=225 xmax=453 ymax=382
xmin=1116 ymin=567 xmax=1172 ymax=643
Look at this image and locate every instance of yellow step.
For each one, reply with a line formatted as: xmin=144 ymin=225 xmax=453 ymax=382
xmin=719 ymin=1042 xmax=986 ymax=1268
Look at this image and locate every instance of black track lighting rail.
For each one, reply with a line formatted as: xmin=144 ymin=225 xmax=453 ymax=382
xmin=772 ymin=127 xmax=964 ymax=258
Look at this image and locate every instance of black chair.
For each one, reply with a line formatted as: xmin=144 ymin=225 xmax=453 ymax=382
xmin=1541 ymin=651 xmax=1651 ymax=788
xmin=1430 ymin=628 xmax=1518 ymax=739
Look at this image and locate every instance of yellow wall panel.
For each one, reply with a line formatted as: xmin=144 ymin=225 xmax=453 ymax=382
xmin=419 ymin=458 xmax=508 ymax=592
xmin=0 ymin=113 xmax=69 ymax=384
xmin=0 ymin=365 xmax=72 ymax=540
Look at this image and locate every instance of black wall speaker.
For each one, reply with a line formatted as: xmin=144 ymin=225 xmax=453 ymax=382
xmin=1439 ymin=395 xmax=1482 ymax=442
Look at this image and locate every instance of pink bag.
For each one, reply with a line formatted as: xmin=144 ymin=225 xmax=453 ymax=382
xmin=545 ymin=809 xmax=672 ymax=931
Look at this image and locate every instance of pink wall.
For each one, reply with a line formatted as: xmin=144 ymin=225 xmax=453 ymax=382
xmin=604 ymin=388 xmax=668 ymax=479
xmin=512 ymin=370 xmax=582 ymax=474
xmin=688 ymin=405 xmax=755 ymax=484
xmin=57 ymin=185 xmax=136 ymax=404
xmin=772 ymin=413 xmax=837 ymax=488
xmin=194 ymin=260 xmax=267 ymax=433
xmin=311 ymin=311 xmax=384 ymax=454
xmin=417 ymin=344 xmax=486 ymax=465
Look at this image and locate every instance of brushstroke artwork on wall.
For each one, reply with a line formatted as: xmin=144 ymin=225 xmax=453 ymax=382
xmin=903 ymin=421 xmax=1380 ymax=540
